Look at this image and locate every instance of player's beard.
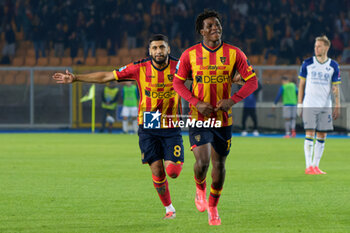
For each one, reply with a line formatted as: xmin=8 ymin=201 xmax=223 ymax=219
xmin=151 ymin=54 xmax=168 ymax=65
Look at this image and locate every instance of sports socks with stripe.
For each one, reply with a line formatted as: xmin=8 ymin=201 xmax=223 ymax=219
xmin=152 ymin=174 xmax=171 ymax=208
xmin=194 ymin=176 xmax=206 ymax=190
xmin=209 ymin=185 xmax=222 ymax=207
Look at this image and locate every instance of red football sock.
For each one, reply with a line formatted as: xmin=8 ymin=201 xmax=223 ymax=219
xmin=209 ymin=185 xmax=222 ymax=207
xmin=194 ymin=176 xmax=206 ymax=191
xmin=152 ymin=174 xmax=171 ymax=207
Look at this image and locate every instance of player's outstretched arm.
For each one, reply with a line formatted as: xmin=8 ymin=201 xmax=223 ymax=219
xmin=52 ymin=69 xmax=115 ymax=84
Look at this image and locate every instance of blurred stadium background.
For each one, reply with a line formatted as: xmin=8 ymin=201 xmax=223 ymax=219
xmin=0 ymin=0 xmax=349 ymax=133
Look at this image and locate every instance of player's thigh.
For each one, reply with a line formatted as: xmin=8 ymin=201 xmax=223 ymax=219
xmin=291 ymin=105 xmax=297 ymax=119
xmin=121 ymin=107 xmax=130 ymax=117
xmin=149 ymin=160 xmax=165 ymax=177
xmin=192 ymin=143 xmax=211 ymax=165
xmin=130 ymin=107 xmax=138 ymax=117
xmin=189 ymin=127 xmax=214 ymax=150
xmin=211 ymin=126 xmax=232 ymax=157
xmin=162 ymin=129 xmax=184 ymax=164
xmin=316 ymin=109 xmax=333 ymax=131
xmin=210 ymin=145 xmax=227 ymax=168
xmin=302 ymin=108 xmax=317 ymax=130
xmin=138 ymin=130 xmax=163 ymax=164
xmin=283 ymin=106 xmax=292 ymax=119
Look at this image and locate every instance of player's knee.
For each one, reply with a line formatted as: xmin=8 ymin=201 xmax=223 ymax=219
xmin=196 ymin=159 xmax=210 ymax=171
xmin=152 ymin=173 xmax=166 ymax=182
xmin=166 ymin=163 xmax=183 ymax=179
xmin=212 ymin=160 xmax=225 ymax=170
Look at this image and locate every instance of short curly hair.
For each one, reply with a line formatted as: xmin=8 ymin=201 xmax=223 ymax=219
xmin=195 ymin=10 xmax=222 ymax=34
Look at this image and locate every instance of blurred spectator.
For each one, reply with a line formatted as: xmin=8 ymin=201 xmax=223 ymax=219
xmin=151 ymin=0 xmax=165 ymax=22
xmin=278 ymin=25 xmax=295 ymax=64
xmin=106 ymin=12 xmax=121 ymax=55
xmin=335 ymin=12 xmax=350 ymax=47
xmin=1 ymin=0 xmax=350 ymax=64
xmin=341 ymin=45 xmax=350 ymax=63
xmin=68 ymin=31 xmax=79 ymax=59
xmin=232 ymin=0 xmax=249 ymax=17
xmin=14 ymin=0 xmax=25 ymax=32
xmin=331 ymin=33 xmax=344 ymax=57
xmin=31 ymin=15 xmax=46 ymax=60
xmin=241 ymin=81 xmax=262 ymax=137
xmin=1 ymin=24 xmax=16 ymax=60
xmin=83 ymin=17 xmax=96 ymax=59
xmin=125 ymin=13 xmax=142 ymax=49
xmin=54 ymin=23 xmax=65 ymax=57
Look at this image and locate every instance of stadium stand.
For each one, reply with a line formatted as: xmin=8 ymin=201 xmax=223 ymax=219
xmin=0 ymin=0 xmax=349 ymax=68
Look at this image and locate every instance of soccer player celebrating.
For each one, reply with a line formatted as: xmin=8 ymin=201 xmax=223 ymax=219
xmin=298 ymin=35 xmax=341 ymax=175
xmin=52 ymin=34 xmax=184 ymax=219
xmin=173 ymin=10 xmax=258 ymax=225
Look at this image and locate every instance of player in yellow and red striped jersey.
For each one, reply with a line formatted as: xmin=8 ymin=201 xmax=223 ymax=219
xmin=53 ymin=34 xmax=183 ymax=220
xmin=173 ymin=10 xmax=258 ymax=225
xmin=113 ymin=56 xmax=180 ymax=128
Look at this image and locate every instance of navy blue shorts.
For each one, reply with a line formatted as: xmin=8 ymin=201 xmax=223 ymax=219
xmin=138 ymin=125 xmax=184 ymax=165
xmin=189 ymin=126 xmax=232 ymax=156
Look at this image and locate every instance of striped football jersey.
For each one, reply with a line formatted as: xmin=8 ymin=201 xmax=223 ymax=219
xmin=175 ymin=41 xmax=256 ymax=126
xmin=113 ymin=57 xmax=181 ymax=128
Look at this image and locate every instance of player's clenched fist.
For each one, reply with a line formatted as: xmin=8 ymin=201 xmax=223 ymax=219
xmin=195 ymin=101 xmax=214 ymax=117
xmin=215 ymin=99 xmax=235 ymax=112
xmin=52 ymin=69 xmax=76 ymax=84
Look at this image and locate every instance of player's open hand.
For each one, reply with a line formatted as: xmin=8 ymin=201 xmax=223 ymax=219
xmin=52 ymin=69 xmax=76 ymax=84
xmin=332 ymin=106 xmax=340 ymax=120
xmin=215 ymin=99 xmax=234 ymax=112
xmin=196 ymin=101 xmax=214 ymax=117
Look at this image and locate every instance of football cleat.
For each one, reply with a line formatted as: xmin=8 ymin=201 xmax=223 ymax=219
xmin=208 ymin=207 xmax=221 ymax=225
xmin=283 ymin=134 xmax=291 ymax=138
xmin=163 ymin=211 xmax=176 ymax=219
xmin=305 ymin=166 xmax=315 ymax=175
xmin=291 ymin=130 xmax=296 ymax=137
xmin=313 ymin=166 xmax=327 ymax=174
xmin=195 ymin=188 xmax=208 ymax=212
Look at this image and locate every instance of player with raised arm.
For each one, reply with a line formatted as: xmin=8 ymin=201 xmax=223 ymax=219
xmin=173 ymin=10 xmax=258 ymax=225
xmin=297 ymin=35 xmax=341 ymax=175
xmin=53 ymin=34 xmax=184 ymax=219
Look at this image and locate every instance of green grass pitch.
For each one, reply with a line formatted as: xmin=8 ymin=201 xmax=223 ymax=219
xmin=0 ymin=133 xmax=349 ymax=233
